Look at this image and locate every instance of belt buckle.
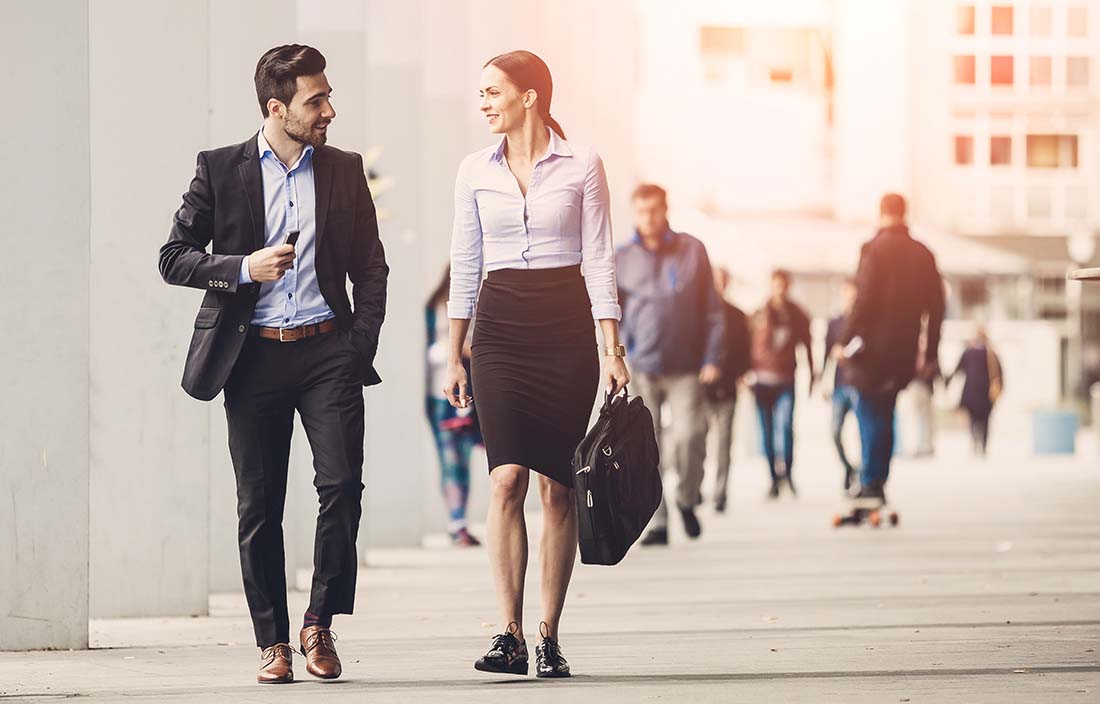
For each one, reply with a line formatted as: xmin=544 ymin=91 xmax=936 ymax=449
xmin=278 ymin=327 xmax=293 ymax=343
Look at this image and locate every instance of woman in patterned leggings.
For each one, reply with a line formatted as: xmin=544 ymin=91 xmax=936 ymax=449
xmin=426 ymin=267 xmax=482 ymax=546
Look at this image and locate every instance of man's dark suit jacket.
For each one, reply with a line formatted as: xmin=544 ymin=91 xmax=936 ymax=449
xmin=159 ymin=133 xmax=389 ymax=401
xmin=841 ymin=225 xmax=945 ymax=393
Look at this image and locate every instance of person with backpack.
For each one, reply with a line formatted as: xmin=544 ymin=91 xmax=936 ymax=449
xmin=703 ymin=265 xmax=751 ymax=513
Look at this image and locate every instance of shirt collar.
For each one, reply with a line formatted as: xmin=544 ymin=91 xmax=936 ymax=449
xmin=257 ymin=127 xmax=314 ymax=170
xmin=632 ymin=226 xmax=676 ymax=250
xmin=489 ymin=127 xmax=573 ymax=164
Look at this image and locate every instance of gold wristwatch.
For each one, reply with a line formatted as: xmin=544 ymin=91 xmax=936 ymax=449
xmin=604 ymin=344 xmax=626 ymax=358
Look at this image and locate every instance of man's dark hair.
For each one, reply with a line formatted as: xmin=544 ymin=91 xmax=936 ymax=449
xmin=255 ymin=44 xmax=327 ymax=117
xmin=772 ymin=269 xmax=791 ymax=285
xmin=632 ymin=183 xmax=668 ymax=206
xmin=880 ymin=192 xmax=907 ymax=220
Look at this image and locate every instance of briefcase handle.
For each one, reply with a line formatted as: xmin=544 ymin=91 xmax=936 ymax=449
xmin=603 ymin=384 xmax=629 ymax=411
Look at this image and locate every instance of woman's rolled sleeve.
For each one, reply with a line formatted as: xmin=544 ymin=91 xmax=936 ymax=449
xmin=448 ymin=156 xmax=484 ymax=319
xmin=579 ymin=149 xmax=622 ymax=321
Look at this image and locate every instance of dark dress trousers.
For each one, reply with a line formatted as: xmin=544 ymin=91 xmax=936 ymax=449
xmin=159 ymin=134 xmax=388 ymax=648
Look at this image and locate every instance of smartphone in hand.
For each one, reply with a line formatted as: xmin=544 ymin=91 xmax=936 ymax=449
xmin=284 ymin=230 xmax=300 ymax=247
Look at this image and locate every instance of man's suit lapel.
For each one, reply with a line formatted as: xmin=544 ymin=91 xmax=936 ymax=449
xmin=313 ymin=146 xmax=334 ymax=254
xmin=237 ymin=133 xmax=265 ymax=249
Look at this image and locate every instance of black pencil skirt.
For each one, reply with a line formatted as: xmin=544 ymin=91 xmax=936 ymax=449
xmin=471 ymin=265 xmax=600 ymax=487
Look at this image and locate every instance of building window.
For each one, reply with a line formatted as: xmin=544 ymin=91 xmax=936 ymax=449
xmin=699 ymin=26 xmax=744 ymax=83
xmin=1027 ymin=134 xmax=1079 ymax=168
xmin=957 ymin=4 xmax=976 ymax=34
xmin=1028 ymin=186 xmax=1053 ymax=220
xmin=990 ymin=136 xmax=1012 ymax=165
xmin=1030 ymin=56 xmax=1052 ymax=86
xmin=991 ymin=186 xmax=1015 ymax=226
xmin=1030 ymin=5 xmax=1053 ymax=36
xmin=992 ymin=5 xmax=1014 ymax=34
xmin=991 ymin=55 xmax=1014 ymax=85
xmin=1067 ymin=6 xmax=1088 ymax=37
xmin=1067 ymin=56 xmax=1090 ymax=88
xmin=955 ymin=55 xmax=976 ymax=84
xmin=955 ymin=135 xmax=974 ymax=164
xmin=1066 ymin=185 xmax=1088 ymax=222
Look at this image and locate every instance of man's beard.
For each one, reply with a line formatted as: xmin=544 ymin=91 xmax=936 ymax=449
xmin=283 ymin=112 xmax=327 ymax=147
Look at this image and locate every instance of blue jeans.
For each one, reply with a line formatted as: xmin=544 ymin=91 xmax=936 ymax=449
xmin=831 ymin=385 xmax=859 ymax=478
xmin=853 ymin=389 xmax=899 ymax=493
xmin=754 ymin=384 xmax=795 ymax=481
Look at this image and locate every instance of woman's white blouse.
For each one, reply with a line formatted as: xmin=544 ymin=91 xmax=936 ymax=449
xmin=448 ymin=129 xmax=622 ymax=321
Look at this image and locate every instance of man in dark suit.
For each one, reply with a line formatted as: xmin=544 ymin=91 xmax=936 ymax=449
xmin=159 ymin=45 xmax=388 ymax=684
xmin=840 ymin=194 xmax=944 ymax=502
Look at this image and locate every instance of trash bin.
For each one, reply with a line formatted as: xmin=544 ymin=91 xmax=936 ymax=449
xmin=1032 ymin=409 xmax=1078 ymax=455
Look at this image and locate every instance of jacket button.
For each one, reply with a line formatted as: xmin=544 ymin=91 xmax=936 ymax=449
xmin=238 ymin=325 xmax=246 ymax=333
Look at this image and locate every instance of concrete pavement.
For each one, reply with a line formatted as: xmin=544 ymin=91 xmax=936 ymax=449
xmin=1 ymin=427 xmax=1098 ymax=702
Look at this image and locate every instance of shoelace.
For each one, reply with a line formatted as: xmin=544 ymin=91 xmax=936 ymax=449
xmin=538 ymin=638 xmax=564 ymax=667
xmin=488 ymin=621 xmax=522 ymax=658
xmin=304 ymin=629 xmax=338 ymax=655
xmin=537 ymin=622 xmax=566 ymax=668
xmin=261 ymin=643 xmax=293 ymax=665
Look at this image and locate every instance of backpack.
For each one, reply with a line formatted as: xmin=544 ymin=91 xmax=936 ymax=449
xmin=572 ymin=388 xmax=662 ymax=565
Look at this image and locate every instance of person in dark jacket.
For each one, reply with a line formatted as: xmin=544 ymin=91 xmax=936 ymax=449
xmin=840 ymin=194 xmax=946 ymax=501
xmin=703 ymin=265 xmax=751 ymax=513
xmin=750 ymin=269 xmax=814 ymax=499
xmin=947 ymin=326 xmax=1002 ymax=456
xmin=821 ymin=278 xmax=859 ymax=493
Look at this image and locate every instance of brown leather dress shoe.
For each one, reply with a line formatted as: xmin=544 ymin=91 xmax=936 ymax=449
xmin=257 ymin=643 xmax=294 ymax=684
xmin=300 ymin=626 xmax=342 ymax=679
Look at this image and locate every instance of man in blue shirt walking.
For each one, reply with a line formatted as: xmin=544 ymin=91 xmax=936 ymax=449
xmin=616 ymin=184 xmax=725 ymax=545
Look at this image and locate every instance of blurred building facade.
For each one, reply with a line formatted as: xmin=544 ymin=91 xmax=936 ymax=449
xmin=633 ymin=0 xmax=1099 ymax=405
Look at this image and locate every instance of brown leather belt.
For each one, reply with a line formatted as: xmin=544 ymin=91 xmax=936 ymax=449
xmin=254 ymin=319 xmax=338 ymax=342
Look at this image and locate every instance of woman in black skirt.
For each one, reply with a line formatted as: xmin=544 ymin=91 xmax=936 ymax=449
xmin=444 ymin=50 xmax=629 ymax=678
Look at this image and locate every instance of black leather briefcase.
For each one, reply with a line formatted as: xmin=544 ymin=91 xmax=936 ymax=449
xmin=572 ymin=388 xmax=662 ymax=565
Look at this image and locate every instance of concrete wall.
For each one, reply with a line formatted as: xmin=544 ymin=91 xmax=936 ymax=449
xmin=88 ymin=0 xmax=213 ymax=619
xmin=0 ymin=0 xmax=91 ymax=650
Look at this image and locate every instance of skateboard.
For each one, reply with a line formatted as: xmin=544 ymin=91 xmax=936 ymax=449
xmin=831 ymin=497 xmax=899 ymax=528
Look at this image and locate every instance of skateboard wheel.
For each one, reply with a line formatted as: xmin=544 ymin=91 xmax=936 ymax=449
xmin=889 ymin=512 xmax=899 ymax=527
xmin=831 ymin=515 xmax=843 ymax=528
xmin=869 ymin=511 xmax=882 ymax=527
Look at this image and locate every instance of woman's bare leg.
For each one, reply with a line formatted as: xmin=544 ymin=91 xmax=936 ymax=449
xmin=487 ymin=464 xmax=530 ymax=640
xmin=537 ymin=474 xmax=577 ymax=639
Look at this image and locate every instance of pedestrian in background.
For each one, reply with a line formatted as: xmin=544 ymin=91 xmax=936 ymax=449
xmin=750 ymin=269 xmax=814 ymax=499
xmin=947 ymin=326 xmax=1003 ymax=457
xmin=616 ymin=183 xmax=725 ymax=545
xmin=425 ymin=266 xmax=482 ymax=547
xmin=703 ymin=265 xmax=751 ymax=514
xmin=905 ymin=329 xmax=939 ymax=458
xmin=822 ymin=278 xmax=859 ymax=493
xmin=839 ymin=193 xmax=945 ymax=502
